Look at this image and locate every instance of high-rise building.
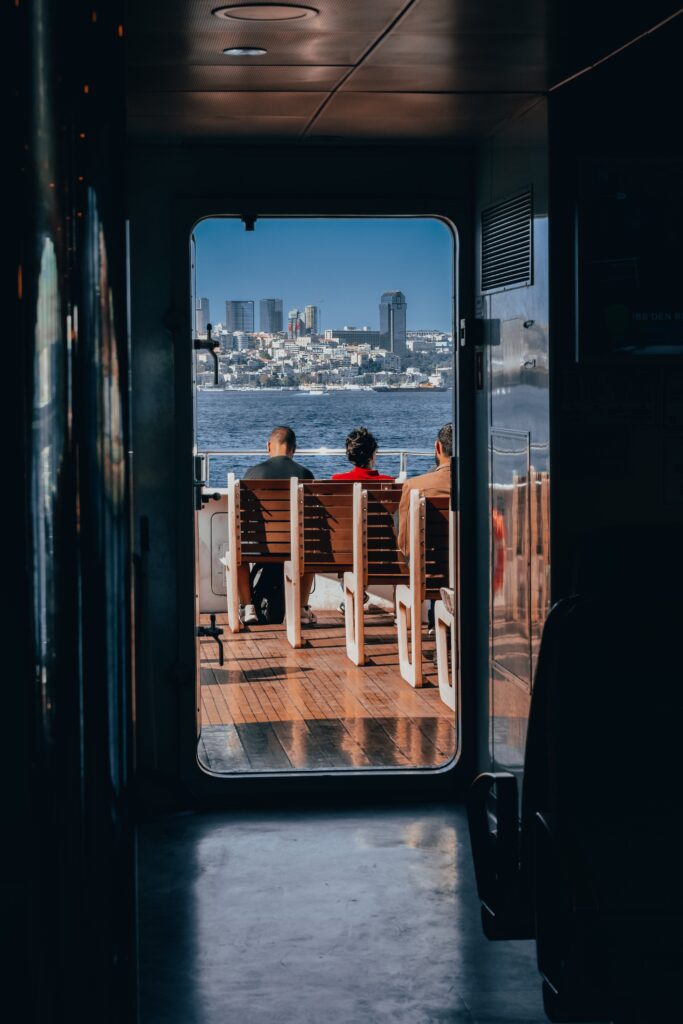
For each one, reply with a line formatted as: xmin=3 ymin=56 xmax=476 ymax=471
xmin=225 ymin=300 xmax=254 ymax=334
xmin=196 ymin=297 xmax=210 ymax=335
xmin=260 ymin=298 xmax=283 ymax=333
xmin=379 ymin=291 xmax=407 ymax=362
xmin=288 ymin=307 xmax=304 ymax=339
xmin=304 ymin=304 xmax=320 ymax=335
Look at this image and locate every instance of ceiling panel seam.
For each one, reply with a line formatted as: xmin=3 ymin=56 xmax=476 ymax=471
xmin=548 ymin=6 xmax=683 ymax=91
xmin=301 ymin=0 xmax=422 ymax=137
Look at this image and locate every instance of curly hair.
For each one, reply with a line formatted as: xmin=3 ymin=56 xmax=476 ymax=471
xmin=345 ymin=426 xmax=379 ymax=468
xmin=437 ymin=422 xmax=453 ymax=457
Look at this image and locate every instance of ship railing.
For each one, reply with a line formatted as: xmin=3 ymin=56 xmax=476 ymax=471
xmin=198 ymin=448 xmax=434 ymax=485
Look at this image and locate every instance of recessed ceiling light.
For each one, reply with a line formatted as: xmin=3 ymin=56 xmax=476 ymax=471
xmin=222 ymin=46 xmax=268 ymax=55
xmin=213 ymin=4 xmax=318 ymax=21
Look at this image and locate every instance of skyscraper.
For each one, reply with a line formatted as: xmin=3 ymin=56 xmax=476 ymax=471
xmin=288 ymin=308 xmax=304 ymax=339
xmin=260 ymin=298 xmax=283 ymax=333
xmin=196 ymin=297 xmax=210 ymax=335
xmin=225 ymin=300 xmax=254 ymax=334
xmin=379 ymin=291 xmax=407 ymax=362
xmin=304 ymin=304 xmax=320 ymax=335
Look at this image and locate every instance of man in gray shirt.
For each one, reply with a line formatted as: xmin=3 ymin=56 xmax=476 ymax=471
xmin=245 ymin=425 xmax=314 ymax=482
xmin=238 ymin=426 xmax=316 ymax=624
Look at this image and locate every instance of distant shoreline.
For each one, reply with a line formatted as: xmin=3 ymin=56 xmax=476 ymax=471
xmin=197 ymin=386 xmax=451 ymax=393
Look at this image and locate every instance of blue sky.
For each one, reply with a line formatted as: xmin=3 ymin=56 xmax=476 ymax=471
xmin=193 ymin=217 xmax=454 ymax=333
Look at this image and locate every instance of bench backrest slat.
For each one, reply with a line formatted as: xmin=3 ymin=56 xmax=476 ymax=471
xmin=364 ymin=486 xmax=408 ymax=585
xmin=234 ymin=476 xmax=292 ymax=564
xmin=423 ymin=496 xmax=450 ymax=594
xmin=290 ymin=480 xmax=399 ymax=576
xmin=360 ymin=488 xmax=450 ymax=593
xmin=299 ymin=481 xmax=355 ymax=572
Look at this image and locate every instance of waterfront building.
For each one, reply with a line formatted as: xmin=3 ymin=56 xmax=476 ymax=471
xmin=232 ymin=331 xmax=250 ymax=351
xmin=325 ymin=326 xmax=382 ymax=347
xmin=225 ymin=299 xmax=254 ymax=334
xmin=379 ymin=291 xmax=407 ymax=362
xmin=196 ymin=297 xmax=210 ymax=335
xmin=408 ymin=337 xmax=435 ymax=353
xmin=260 ymin=298 xmax=283 ymax=333
xmin=376 ymin=351 xmax=402 ymax=372
xmin=407 ymin=329 xmax=448 ymax=339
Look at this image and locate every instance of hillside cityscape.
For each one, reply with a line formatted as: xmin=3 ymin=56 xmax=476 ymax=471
xmin=195 ymin=292 xmax=453 ymax=391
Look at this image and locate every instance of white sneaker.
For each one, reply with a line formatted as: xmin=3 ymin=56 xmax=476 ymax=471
xmin=240 ymin=603 xmax=258 ymax=625
xmin=301 ymin=606 xmax=317 ymax=625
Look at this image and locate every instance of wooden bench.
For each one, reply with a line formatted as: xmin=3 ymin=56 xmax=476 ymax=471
xmin=434 ymin=510 xmax=456 ymax=709
xmin=223 ymin=473 xmax=291 ymax=632
xmin=395 ymin=490 xmax=451 ymax=687
xmin=343 ymin=483 xmax=407 ymax=666
xmin=284 ymin=479 xmax=357 ymax=648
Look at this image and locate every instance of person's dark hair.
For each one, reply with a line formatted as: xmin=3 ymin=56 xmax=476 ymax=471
xmin=269 ymin=425 xmax=296 ymax=453
xmin=437 ymin=422 xmax=453 ymax=457
xmin=345 ymin=426 xmax=379 ymax=468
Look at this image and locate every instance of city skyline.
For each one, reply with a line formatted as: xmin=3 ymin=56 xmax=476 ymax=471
xmin=193 ymin=217 xmax=454 ymax=333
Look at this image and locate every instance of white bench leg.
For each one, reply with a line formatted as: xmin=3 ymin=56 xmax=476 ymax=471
xmin=396 ymin=583 xmax=423 ymax=688
xmin=343 ymin=570 xmax=366 ymax=666
xmin=222 ymin=556 xmax=242 ymax=634
xmin=284 ymin=560 xmax=302 ymax=648
xmin=434 ymin=600 xmax=455 ymax=710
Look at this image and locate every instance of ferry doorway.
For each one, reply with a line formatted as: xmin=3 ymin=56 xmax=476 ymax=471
xmin=191 ymin=216 xmax=460 ymax=777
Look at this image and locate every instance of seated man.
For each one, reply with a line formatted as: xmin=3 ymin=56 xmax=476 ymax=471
xmin=244 ymin=425 xmax=314 ymax=483
xmin=397 ymin=421 xmax=452 ymax=557
xmin=238 ymin=425 xmax=316 ymax=625
xmin=331 ymin=427 xmax=395 ymax=481
xmin=397 ymin=421 xmax=452 ymax=640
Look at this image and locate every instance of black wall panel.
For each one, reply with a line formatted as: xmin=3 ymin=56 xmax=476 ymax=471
xmin=10 ymin=2 xmax=136 ymax=1020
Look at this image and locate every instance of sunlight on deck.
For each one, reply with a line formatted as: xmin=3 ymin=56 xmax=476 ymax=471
xmin=199 ymin=611 xmax=456 ymax=772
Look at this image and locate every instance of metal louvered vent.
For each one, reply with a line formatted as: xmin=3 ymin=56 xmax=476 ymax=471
xmin=481 ymin=189 xmax=533 ymax=292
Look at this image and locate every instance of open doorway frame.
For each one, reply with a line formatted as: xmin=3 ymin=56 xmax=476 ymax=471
xmin=155 ymin=193 xmax=475 ymax=801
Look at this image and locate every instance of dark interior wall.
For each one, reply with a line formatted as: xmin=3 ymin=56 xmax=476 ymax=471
xmin=548 ymin=20 xmax=683 ymax=599
xmin=472 ymin=102 xmax=550 ymax=774
xmin=127 ymin=143 xmax=475 ymax=795
xmin=11 ymin=1 xmax=136 ymax=1020
xmin=547 ymin=0 xmax=683 ymax=80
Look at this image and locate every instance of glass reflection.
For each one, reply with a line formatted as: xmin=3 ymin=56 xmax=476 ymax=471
xmin=32 ymin=235 xmax=64 ymax=741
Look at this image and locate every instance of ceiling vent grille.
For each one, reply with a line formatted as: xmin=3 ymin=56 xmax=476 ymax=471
xmin=481 ymin=189 xmax=533 ymax=292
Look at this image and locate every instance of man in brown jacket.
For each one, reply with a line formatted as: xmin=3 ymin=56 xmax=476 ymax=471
xmin=397 ymin=422 xmax=452 ymax=556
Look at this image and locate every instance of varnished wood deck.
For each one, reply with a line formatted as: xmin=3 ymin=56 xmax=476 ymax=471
xmin=198 ymin=610 xmax=456 ymax=772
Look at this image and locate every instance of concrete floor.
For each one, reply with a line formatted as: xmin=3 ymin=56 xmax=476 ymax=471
xmin=138 ymin=805 xmax=548 ymax=1024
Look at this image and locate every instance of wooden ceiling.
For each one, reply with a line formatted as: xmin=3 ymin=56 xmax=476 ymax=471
xmin=126 ymin=1 xmax=682 ymax=142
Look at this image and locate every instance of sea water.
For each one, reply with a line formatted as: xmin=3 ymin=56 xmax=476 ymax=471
xmin=197 ymin=389 xmax=454 ymax=485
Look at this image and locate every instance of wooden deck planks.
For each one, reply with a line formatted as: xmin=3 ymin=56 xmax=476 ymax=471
xmin=198 ymin=611 xmax=456 ymax=772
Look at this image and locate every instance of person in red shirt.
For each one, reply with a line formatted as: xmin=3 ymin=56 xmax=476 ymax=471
xmin=331 ymin=427 xmax=396 ymax=481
